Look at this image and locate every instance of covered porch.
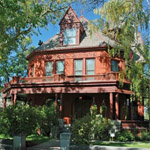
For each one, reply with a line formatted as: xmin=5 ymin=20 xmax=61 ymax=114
xmin=2 ymin=77 xmax=146 ymax=129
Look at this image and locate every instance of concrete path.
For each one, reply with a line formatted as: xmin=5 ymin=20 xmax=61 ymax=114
xmin=27 ymin=139 xmax=60 ymax=150
xmin=27 ymin=140 xmax=150 ymax=150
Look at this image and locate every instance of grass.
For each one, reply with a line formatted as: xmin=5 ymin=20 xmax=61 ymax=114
xmin=0 ymin=134 xmax=52 ymax=146
xmin=0 ymin=134 xmax=12 ymax=140
xmin=92 ymin=141 xmax=150 ymax=148
xmin=26 ymin=134 xmax=52 ymax=145
xmin=0 ymin=134 xmax=149 ymax=148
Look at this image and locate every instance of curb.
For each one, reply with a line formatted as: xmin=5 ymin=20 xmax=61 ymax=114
xmin=70 ymin=145 xmax=150 ymax=150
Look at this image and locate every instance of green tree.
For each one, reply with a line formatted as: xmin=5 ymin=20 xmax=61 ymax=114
xmin=0 ymin=37 xmax=34 ymax=89
xmin=0 ymin=0 xmax=71 ymax=57
xmin=0 ymin=0 xmax=72 ymax=88
xmin=88 ymin=0 xmax=150 ymax=115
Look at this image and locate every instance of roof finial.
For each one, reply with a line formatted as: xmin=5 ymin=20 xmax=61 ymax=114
xmin=38 ymin=40 xmax=43 ymax=46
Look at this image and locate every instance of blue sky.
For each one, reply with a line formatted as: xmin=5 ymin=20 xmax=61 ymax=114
xmin=31 ymin=4 xmax=100 ymax=48
xmin=31 ymin=0 xmax=150 ymax=48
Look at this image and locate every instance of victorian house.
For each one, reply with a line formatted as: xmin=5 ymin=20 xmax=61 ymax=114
xmin=2 ymin=6 xmax=148 ymax=129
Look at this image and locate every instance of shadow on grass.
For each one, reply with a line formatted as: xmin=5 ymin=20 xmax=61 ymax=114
xmin=26 ymin=134 xmax=52 ymax=147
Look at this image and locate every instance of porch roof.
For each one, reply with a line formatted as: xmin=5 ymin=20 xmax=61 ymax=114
xmin=3 ymin=79 xmax=132 ymax=98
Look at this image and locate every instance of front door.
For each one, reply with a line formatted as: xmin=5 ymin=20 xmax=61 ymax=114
xmin=73 ymin=96 xmax=93 ymax=118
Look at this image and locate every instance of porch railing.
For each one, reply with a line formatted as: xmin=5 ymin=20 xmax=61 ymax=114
xmin=4 ymin=72 xmax=128 ymax=89
xmin=20 ymin=73 xmax=119 ymax=83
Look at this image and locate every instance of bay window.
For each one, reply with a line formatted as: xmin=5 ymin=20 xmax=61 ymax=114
xmin=74 ymin=59 xmax=83 ymax=75
xmin=45 ymin=61 xmax=53 ymax=76
xmin=111 ymin=60 xmax=119 ymax=72
xmin=56 ymin=61 xmax=64 ymax=74
xmin=86 ymin=59 xmax=95 ymax=75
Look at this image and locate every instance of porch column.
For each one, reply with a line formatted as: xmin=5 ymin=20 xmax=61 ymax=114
xmin=128 ymin=98 xmax=131 ymax=120
xmin=13 ymin=93 xmax=17 ymax=105
xmin=11 ymin=94 xmax=14 ymax=105
xmin=127 ymin=96 xmax=131 ymax=120
xmin=109 ymin=92 xmax=113 ymax=119
xmin=55 ymin=93 xmax=58 ymax=111
xmin=141 ymin=97 xmax=144 ymax=120
xmin=60 ymin=93 xmax=63 ymax=118
xmin=3 ymin=98 xmax=6 ymax=109
xmin=115 ymin=93 xmax=119 ymax=119
xmin=137 ymin=97 xmax=144 ymax=120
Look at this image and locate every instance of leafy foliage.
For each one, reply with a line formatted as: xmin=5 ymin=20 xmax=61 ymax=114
xmin=140 ymin=130 xmax=150 ymax=141
xmin=71 ymin=105 xmax=113 ymax=144
xmin=0 ymin=37 xmax=34 ymax=88
xmin=115 ymin=130 xmax=135 ymax=142
xmin=89 ymin=0 xmax=150 ymax=116
xmin=0 ymin=0 xmax=72 ymax=88
xmin=71 ymin=114 xmax=92 ymax=144
xmin=0 ymin=103 xmax=39 ymax=136
xmin=0 ymin=103 xmax=58 ymax=137
xmin=36 ymin=104 xmax=58 ymax=136
xmin=0 ymin=0 xmax=71 ymax=56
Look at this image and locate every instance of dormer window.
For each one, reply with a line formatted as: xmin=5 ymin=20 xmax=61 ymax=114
xmin=63 ymin=28 xmax=76 ymax=45
xmin=59 ymin=6 xmax=85 ymax=46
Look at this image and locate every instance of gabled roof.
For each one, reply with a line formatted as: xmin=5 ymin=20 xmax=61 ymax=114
xmin=27 ymin=8 xmax=117 ymax=59
xmin=59 ymin=6 xmax=81 ymax=25
xmin=35 ymin=18 xmax=116 ymax=52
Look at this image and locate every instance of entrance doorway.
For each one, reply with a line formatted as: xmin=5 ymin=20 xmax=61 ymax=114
xmin=73 ymin=95 xmax=93 ymax=118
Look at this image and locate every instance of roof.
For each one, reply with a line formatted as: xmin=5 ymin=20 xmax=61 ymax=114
xmin=35 ymin=18 xmax=116 ymax=52
xmin=30 ymin=7 xmax=143 ymax=63
xmin=59 ymin=6 xmax=81 ymax=25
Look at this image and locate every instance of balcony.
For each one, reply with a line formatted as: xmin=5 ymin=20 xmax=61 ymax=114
xmin=3 ymin=72 xmax=129 ymax=91
xmin=19 ymin=73 xmax=119 ymax=83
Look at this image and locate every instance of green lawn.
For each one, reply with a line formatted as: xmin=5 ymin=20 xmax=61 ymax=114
xmin=0 ymin=134 xmax=149 ymax=148
xmin=26 ymin=134 xmax=52 ymax=145
xmin=0 ymin=134 xmax=12 ymax=140
xmin=92 ymin=141 xmax=150 ymax=148
xmin=0 ymin=134 xmax=52 ymax=146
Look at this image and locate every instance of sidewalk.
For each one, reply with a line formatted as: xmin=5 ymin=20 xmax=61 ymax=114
xmin=27 ymin=139 xmax=60 ymax=150
xmin=27 ymin=140 xmax=150 ymax=150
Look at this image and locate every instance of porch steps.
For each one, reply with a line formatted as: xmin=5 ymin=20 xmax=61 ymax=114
xmin=121 ymin=120 xmax=149 ymax=130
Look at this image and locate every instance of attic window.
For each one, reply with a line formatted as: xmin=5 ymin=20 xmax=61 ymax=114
xmin=63 ymin=28 xmax=76 ymax=45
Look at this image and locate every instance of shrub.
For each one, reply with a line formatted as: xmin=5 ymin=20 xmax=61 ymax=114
xmin=0 ymin=103 xmax=58 ymax=137
xmin=92 ymin=116 xmax=112 ymax=140
xmin=37 ymin=104 xmax=58 ymax=136
xmin=71 ymin=114 xmax=92 ymax=144
xmin=115 ymin=130 xmax=135 ymax=142
xmin=71 ymin=105 xmax=113 ymax=144
xmin=0 ymin=103 xmax=39 ymax=136
xmin=140 ymin=130 xmax=150 ymax=141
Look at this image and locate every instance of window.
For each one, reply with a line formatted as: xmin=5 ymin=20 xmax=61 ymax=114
xmin=45 ymin=61 xmax=53 ymax=76
xmin=111 ymin=60 xmax=119 ymax=72
xmin=63 ymin=28 xmax=76 ymax=45
xmin=56 ymin=61 xmax=64 ymax=74
xmin=31 ymin=64 xmax=34 ymax=77
xmin=86 ymin=59 xmax=95 ymax=75
xmin=74 ymin=60 xmax=83 ymax=75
